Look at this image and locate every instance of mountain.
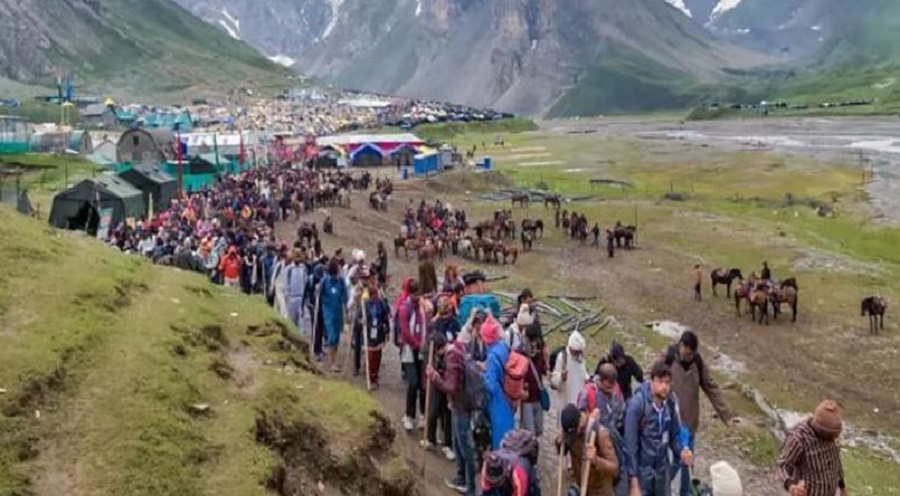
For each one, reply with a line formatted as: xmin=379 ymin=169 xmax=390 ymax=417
xmin=0 ymin=0 xmax=295 ymax=100
xmin=175 ymin=0 xmax=766 ymax=116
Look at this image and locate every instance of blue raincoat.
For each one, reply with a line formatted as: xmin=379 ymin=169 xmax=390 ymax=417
xmin=484 ymin=341 xmax=515 ymax=449
xmin=320 ymin=274 xmax=348 ymax=347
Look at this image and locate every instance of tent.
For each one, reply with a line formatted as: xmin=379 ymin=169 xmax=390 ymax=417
xmin=350 ymin=143 xmax=384 ymax=167
xmin=118 ymin=166 xmax=177 ymax=214
xmin=49 ymin=175 xmax=145 ymax=233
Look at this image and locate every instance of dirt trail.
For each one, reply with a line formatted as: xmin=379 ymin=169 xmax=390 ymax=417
xmin=278 ymin=173 xmax=781 ymax=495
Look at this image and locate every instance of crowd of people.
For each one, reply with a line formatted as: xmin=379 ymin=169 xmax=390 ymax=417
xmin=98 ymin=160 xmax=850 ymax=496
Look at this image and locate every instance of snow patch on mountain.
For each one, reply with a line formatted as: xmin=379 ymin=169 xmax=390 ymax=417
xmin=710 ymin=0 xmax=743 ymax=21
xmin=267 ymin=54 xmax=296 ymax=67
xmin=323 ymin=0 xmax=345 ymax=39
xmin=664 ymin=0 xmax=693 ymax=18
xmin=218 ymin=8 xmax=241 ymax=39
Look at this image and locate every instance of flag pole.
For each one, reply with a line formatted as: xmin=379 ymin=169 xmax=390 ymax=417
xmin=176 ymin=130 xmax=184 ymax=199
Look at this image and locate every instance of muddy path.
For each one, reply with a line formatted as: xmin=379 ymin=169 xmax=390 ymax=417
xmin=277 ymin=174 xmax=782 ymax=495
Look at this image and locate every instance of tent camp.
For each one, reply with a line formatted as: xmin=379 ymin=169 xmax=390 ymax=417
xmin=118 ymin=166 xmax=177 ymax=215
xmin=49 ymin=175 xmax=145 ymax=234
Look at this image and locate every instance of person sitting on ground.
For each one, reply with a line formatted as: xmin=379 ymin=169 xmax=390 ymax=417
xmin=776 ymin=400 xmax=848 ymax=496
xmin=594 ymin=343 xmax=644 ymax=400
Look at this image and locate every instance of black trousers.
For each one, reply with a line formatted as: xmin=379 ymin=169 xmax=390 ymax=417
xmin=427 ymin=390 xmax=452 ymax=446
xmin=403 ymin=357 xmax=425 ymax=418
xmin=352 ymin=322 xmax=363 ymax=374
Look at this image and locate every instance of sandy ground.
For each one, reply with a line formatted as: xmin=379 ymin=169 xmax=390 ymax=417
xmin=277 ymin=174 xmax=784 ymax=495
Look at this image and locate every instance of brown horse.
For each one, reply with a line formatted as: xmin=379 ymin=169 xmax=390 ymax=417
xmin=769 ymin=282 xmax=798 ymax=323
xmin=861 ymin=296 xmax=887 ymax=334
xmin=497 ymin=244 xmax=519 ymax=264
xmin=733 ymin=282 xmax=751 ymax=316
xmin=544 ymin=194 xmax=561 ymax=209
xmin=511 ymin=192 xmax=530 ymax=208
xmin=711 ymin=268 xmax=743 ymax=298
xmin=748 ymin=284 xmax=770 ymax=325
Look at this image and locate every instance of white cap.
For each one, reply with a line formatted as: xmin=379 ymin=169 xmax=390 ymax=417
xmin=710 ymin=461 xmax=742 ymax=496
xmin=567 ymin=331 xmax=586 ymax=352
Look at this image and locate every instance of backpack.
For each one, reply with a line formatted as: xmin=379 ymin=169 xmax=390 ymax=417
xmin=548 ymin=346 xmax=567 ymax=391
xmin=577 ymin=382 xmax=599 ymax=413
xmin=503 ymin=351 xmax=530 ymax=407
xmin=587 ymin=420 xmax=628 ymax=486
xmin=499 ymin=429 xmax=541 ymax=496
xmin=391 ymin=300 xmax=414 ymax=348
xmin=463 ymin=350 xmax=488 ymax=413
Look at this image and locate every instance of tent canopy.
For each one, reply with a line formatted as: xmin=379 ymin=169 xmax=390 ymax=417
xmin=49 ymin=175 xmax=145 ymax=230
xmin=118 ymin=166 xmax=177 ymax=214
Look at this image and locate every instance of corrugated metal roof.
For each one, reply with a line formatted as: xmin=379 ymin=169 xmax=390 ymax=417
xmin=317 ymin=133 xmax=423 ymax=146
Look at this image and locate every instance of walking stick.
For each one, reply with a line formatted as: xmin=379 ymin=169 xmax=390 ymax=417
xmin=362 ymin=291 xmax=371 ymax=391
xmin=420 ymin=341 xmax=436 ymax=476
xmin=556 ymin=437 xmax=566 ymax=496
xmin=579 ymin=430 xmax=597 ymax=496
xmin=310 ymin=285 xmax=321 ymax=362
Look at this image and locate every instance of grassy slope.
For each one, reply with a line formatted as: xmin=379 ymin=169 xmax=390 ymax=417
xmin=770 ymin=1 xmax=900 ymax=109
xmin=22 ymin=0 xmax=294 ymax=100
xmin=432 ymin=126 xmax=900 ymax=493
xmin=0 ymin=207 xmax=410 ymax=496
xmin=1 ymin=153 xmax=103 ymax=215
xmin=546 ymin=43 xmax=754 ymax=117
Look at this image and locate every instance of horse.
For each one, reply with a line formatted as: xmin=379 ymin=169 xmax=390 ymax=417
xmin=544 ymin=194 xmax=561 ymax=209
xmin=861 ymin=296 xmax=887 ymax=334
xmin=613 ymin=224 xmax=637 ymax=249
xmin=710 ymin=268 xmax=743 ymax=298
xmin=498 ymin=245 xmax=519 ymax=264
xmin=521 ymin=218 xmax=544 ymax=239
xmin=521 ymin=230 xmax=533 ymax=252
xmin=769 ymin=282 xmax=798 ymax=323
xmin=393 ymin=235 xmax=407 ymax=257
xmin=748 ymin=283 xmax=770 ymax=325
xmin=511 ymin=192 xmax=530 ymax=208
xmin=297 ymin=222 xmax=317 ymax=246
xmin=733 ymin=281 xmax=752 ymax=316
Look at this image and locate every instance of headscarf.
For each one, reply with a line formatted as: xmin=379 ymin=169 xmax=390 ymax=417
xmin=480 ymin=315 xmax=502 ymax=345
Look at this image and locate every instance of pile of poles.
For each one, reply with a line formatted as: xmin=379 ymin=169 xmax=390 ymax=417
xmin=495 ymin=292 xmax=616 ymax=337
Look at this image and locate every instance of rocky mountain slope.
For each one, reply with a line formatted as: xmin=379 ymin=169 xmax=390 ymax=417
xmin=664 ymin=0 xmax=887 ymax=60
xmin=176 ymin=0 xmax=766 ymax=116
xmin=0 ymin=0 xmax=294 ymax=99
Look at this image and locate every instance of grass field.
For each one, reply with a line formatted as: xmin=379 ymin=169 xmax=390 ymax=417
xmin=1 ymin=153 xmax=104 ymax=215
xmin=0 ymin=207 xmax=412 ymax=496
xmin=430 ymin=120 xmax=900 ymax=493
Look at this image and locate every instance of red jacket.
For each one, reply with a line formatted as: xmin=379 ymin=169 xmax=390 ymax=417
xmin=398 ymin=298 xmax=425 ymax=351
xmin=220 ymin=254 xmax=242 ymax=280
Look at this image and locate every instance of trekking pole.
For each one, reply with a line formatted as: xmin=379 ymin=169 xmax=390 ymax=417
xmin=310 ymin=285 xmax=321 ymax=363
xmin=362 ymin=292 xmax=371 ymax=391
xmin=579 ymin=430 xmax=597 ymax=496
xmin=556 ymin=437 xmax=566 ymax=496
xmin=420 ymin=341 xmax=436 ymax=476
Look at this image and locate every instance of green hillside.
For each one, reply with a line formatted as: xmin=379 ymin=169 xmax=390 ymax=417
xmin=0 ymin=206 xmax=412 ymax=496
xmin=547 ymin=43 xmax=753 ymax=116
xmin=2 ymin=0 xmax=295 ymax=100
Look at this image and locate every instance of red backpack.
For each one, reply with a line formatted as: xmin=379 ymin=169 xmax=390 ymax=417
xmin=503 ymin=351 xmax=530 ymax=407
